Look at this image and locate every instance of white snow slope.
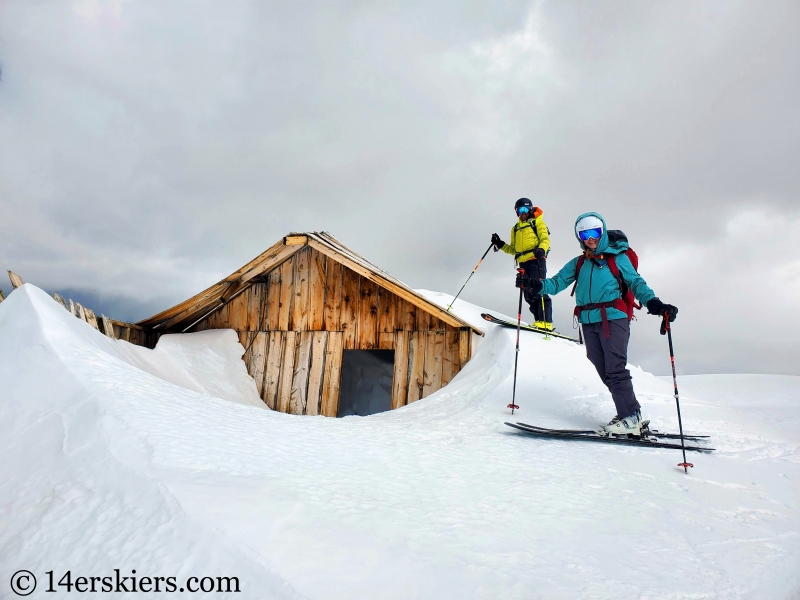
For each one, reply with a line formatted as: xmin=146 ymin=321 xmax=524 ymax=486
xmin=1 ymin=285 xmax=798 ymax=599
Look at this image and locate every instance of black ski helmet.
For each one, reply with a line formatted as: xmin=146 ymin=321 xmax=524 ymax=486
xmin=514 ymin=197 xmax=533 ymax=213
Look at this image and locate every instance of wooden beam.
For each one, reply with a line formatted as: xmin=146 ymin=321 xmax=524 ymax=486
xmin=357 ymin=278 xmax=378 ymax=349
xmin=249 ymin=332 xmax=269 ymax=397
xmin=8 ymin=270 xmax=23 ymax=289
xmin=289 ymin=332 xmax=313 ymax=415
xmin=109 ymin=319 xmax=156 ymax=332
xmin=340 ymin=268 xmax=360 ymax=349
xmin=422 ymin=332 xmax=444 ymax=398
xmin=291 ymin=248 xmax=310 ymax=331
xmin=0 ymin=289 xmax=4 ymax=303
xmin=277 ymin=331 xmax=297 ymax=413
xmin=267 ymin=269 xmax=281 ymax=330
xmin=458 ymin=329 xmax=471 ymax=368
xmin=262 ymin=331 xmax=284 ymax=410
xmin=305 ymin=331 xmax=328 ymax=416
xmin=159 ymin=287 xmax=228 ymax=331
xmin=377 ymin=287 xmax=396 ymax=333
xmin=323 ymin=259 xmax=342 ymax=331
xmin=284 ymin=234 xmax=308 ymax=246
xmin=320 ymin=331 xmax=343 ymax=417
xmin=237 ymin=244 xmax=302 ymax=284
xmin=406 ymin=332 xmax=425 ymax=404
xmin=308 ymin=251 xmax=326 ymax=330
xmin=278 ymin=259 xmax=294 ymax=330
xmin=391 ymin=331 xmax=409 ymax=410
xmin=441 ymin=331 xmax=459 ymax=386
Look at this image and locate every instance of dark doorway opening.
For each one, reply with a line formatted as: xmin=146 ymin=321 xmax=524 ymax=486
xmin=337 ymin=350 xmax=395 ymax=417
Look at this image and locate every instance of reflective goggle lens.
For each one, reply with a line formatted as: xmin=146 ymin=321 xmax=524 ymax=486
xmin=516 ymin=206 xmax=530 ymax=214
xmin=578 ymin=227 xmax=603 ymax=241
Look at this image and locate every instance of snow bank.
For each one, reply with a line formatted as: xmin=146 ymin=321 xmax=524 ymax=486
xmin=121 ymin=329 xmax=264 ymax=408
xmin=1 ymin=285 xmax=798 ymax=599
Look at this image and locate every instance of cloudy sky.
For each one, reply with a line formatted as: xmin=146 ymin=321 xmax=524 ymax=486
xmin=1 ymin=0 xmax=798 ymax=376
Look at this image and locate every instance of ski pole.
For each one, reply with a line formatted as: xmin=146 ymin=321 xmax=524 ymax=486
xmin=540 ymin=295 xmax=550 ymax=339
xmin=508 ymin=272 xmax=524 ymax=414
xmin=662 ymin=313 xmax=692 ymax=473
xmin=447 ymin=243 xmax=495 ymax=312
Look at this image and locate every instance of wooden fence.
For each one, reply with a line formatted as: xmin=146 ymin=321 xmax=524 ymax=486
xmin=3 ymin=270 xmax=158 ymax=346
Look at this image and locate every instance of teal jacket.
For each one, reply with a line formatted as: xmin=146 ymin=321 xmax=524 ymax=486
xmin=541 ymin=212 xmax=657 ymax=324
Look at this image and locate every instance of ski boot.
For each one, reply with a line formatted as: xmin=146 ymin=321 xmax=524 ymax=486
xmin=601 ymin=412 xmax=644 ymax=437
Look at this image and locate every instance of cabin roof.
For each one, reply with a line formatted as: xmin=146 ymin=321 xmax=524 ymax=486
xmin=137 ymin=231 xmax=483 ymax=335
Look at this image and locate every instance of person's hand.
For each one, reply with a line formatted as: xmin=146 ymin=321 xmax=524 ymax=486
xmin=646 ymin=298 xmax=678 ymax=321
xmin=491 ymin=233 xmax=505 ymax=250
xmin=648 ymin=298 xmax=678 ymax=335
xmin=534 ymin=248 xmax=546 ymax=260
xmin=515 ymin=270 xmax=529 ymax=289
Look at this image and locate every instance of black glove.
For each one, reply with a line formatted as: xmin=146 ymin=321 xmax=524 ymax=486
xmin=516 ymin=271 xmax=543 ymax=294
xmin=491 ymin=233 xmax=505 ymax=250
xmin=647 ymin=298 xmax=676 ymax=336
xmin=533 ymin=248 xmax=546 ymax=260
xmin=647 ymin=298 xmax=678 ymax=321
xmin=527 ymin=278 xmax=543 ymax=295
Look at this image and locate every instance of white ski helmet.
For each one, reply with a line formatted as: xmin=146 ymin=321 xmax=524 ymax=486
xmin=575 ymin=215 xmax=604 ymax=237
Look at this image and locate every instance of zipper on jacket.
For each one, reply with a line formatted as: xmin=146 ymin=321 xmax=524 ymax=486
xmin=588 ymin=261 xmax=594 ymax=304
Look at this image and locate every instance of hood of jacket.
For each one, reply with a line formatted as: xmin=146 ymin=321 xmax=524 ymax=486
xmin=574 ymin=211 xmax=628 ymax=255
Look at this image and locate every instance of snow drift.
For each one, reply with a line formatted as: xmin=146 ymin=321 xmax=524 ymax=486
xmin=1 ymin=284 xmax=798 ymax=599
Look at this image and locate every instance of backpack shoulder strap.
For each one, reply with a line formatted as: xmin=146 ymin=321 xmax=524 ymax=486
xmin=570 ymin=255 xmax=586 ymax=297
xmin=606 ymin=254 xmax=620 ymax=278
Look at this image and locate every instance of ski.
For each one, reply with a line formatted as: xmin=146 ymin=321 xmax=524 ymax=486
xmin=481 ymin=313 xmax=581 ymax=343
xmin=514 ymin=422 xmax=709 ymax=442
xmin=505 ymin=422 xmax=714 ymax=452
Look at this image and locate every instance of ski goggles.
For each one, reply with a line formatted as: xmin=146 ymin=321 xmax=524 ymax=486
xmin=516 ymin=206 xmax=531 ymax=215
xmin=578 ymin=227 xmax=603 ymax=241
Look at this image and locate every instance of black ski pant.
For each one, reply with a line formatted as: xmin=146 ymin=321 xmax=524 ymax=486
xmin=582 ymin=318 xmax=641 ymax=419
xmin=520 ymin=258 xmax=552 ymax=323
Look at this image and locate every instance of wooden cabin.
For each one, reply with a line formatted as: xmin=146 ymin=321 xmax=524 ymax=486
xmin=135 ymin=232 xmax=482 ymax=417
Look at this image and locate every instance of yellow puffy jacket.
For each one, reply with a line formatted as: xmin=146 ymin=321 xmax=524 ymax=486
xmin=501 ymin=207 xmax=550 ymax=264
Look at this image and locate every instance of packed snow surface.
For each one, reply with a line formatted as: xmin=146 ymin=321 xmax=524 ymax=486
xmin=1 ymin=285 xmax=798 ymax=599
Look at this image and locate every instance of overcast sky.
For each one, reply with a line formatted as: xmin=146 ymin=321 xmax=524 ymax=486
xmin=1 ymin=0 xmax=798 ymax=376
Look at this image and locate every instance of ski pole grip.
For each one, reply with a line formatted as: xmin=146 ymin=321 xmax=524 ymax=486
xmin=660 ymin=314 xmax=668 ymax=336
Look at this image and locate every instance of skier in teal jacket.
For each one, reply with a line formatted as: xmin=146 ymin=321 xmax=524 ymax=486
xmin=519 ymin=212 xmax=678 ymax=436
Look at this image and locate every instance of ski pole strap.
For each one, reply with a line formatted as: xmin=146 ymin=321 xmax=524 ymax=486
xmin=573 ymin=300 xmax=627 ymax=339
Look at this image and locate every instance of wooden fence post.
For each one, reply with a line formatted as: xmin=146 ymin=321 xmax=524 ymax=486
xmin=8 ymin=271 xmax=23 ymax=289
xmin=83 ymin=306 xmax=100 ymax=330
xmin=52 ymin=293 xmax=69 ymax=310
xmin=101 ymin=315 xmax=116 ymax=339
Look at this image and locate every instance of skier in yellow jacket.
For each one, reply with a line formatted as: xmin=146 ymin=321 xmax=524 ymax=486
xmin=491 ymin=198 xmax=553 ymax=330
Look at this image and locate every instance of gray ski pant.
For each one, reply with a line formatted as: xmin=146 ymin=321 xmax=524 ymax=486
xmin=582 ymin=318 xmax=641 ymax=419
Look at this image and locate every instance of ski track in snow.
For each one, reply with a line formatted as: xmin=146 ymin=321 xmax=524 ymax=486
xmin=1 ymin=285 xmax=798 ymax=599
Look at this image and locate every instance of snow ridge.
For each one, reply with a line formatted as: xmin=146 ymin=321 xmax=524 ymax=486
xmin=1 ymin=285 xmax=798 ymax=599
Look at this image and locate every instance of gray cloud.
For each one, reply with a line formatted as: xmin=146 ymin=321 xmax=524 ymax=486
xmin=1 ymin=0 xmax=798 ymax=375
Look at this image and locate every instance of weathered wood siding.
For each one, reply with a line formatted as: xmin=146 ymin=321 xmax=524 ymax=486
xmin=190 ymin=247 xmax=472 ymax=416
